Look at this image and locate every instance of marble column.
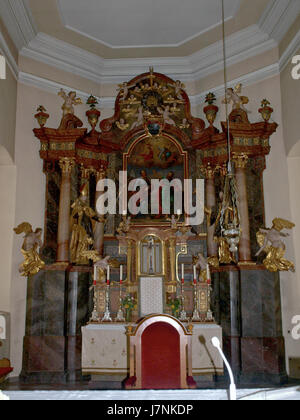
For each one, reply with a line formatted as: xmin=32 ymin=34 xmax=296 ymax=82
xmin=233 ymin=153 xmax=252 ymax=263
xmin=57 ymin=157 xmax=75 ymax=263
xmin=94 ymin=167 xmax=106 ymax=257
xmin=204 ymin=164 xmax=218 ymax=257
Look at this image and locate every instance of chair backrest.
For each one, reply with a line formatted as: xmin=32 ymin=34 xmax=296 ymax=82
xmin=128 ymin=314 xmax=193 ymax=389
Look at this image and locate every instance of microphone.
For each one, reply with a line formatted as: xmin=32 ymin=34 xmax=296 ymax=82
xmin=211 ymin=337 xmax=237 ymax=401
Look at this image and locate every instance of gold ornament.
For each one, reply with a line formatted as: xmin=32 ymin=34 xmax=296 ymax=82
xmin=256 ymin=218 xmax=295 ymax=272
xmin=14 ymin=223 xmax=45 ymax=277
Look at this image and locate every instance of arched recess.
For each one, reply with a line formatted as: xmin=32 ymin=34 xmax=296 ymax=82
xmin=0 ymin=145 xmax=16 ymax=313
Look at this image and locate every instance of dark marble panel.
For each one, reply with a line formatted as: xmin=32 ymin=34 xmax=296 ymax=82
xmin=241 ymin=337 xmax=286 ymax=376
xmin=211 ymin=270 xmax=240 ymax=337
xmin=240 ymin=270 xmax=282 ymax=338
xmin=22 ymin=336 xmax=65 ymax=373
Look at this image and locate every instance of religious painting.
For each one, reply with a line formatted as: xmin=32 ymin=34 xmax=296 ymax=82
xmin=126 ymin=136 xmax=186 ymax=222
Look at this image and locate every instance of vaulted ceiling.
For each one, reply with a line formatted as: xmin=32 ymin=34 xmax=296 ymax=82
xmin=57 ymin=0 xmax=241 ymax=48
xmin=0 ymin=0 xmax=300 ymax=85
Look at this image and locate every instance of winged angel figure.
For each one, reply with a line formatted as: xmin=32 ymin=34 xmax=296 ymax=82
xmin=256 ymin=218 xmax=295 ymax=272
xmin=14 ymin=223 xmax=45 ymax=277
xmin=223 ymin=83 xmax=250 ymax=113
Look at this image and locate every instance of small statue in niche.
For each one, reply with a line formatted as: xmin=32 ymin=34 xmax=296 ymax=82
xmin=70 ymin=183 xmax=101 ymax=265
xmin=14 ymin=223 xmax=45 ymax=277
xmin=193 ymin=253 xmax=208 ymax=282
xmin=222 ymin=83 xmax=250 ymax=113
xmin=58 ymin=89 xmax=82 ymax=116
xmin=94 ymin=256 xmax=111 ymax=283
xmin=256 ymin=218 xmax=295 ymax=272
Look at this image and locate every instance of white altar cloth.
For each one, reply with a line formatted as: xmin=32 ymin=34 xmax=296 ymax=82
xmin=82 ymin=322 xmax=223 ymax=377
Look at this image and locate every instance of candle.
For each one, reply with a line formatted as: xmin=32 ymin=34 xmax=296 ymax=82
xmin=120 ymin=265 xmax=123 ymax=284
xmin=207 ymin=264 xmax=211 ymax=285
xmin=193 ymin=265 xmax=197 ymax=281
xmin=107 ymin=265 xmax=110 ymax=285
xmin=181 ymin=264 xmax=184 ymax=283
xmin=93 ymin=265 xmax=97 ymax=285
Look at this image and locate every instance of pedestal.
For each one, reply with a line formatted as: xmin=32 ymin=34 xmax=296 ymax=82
xmin=212 ymin=265 xmax=287 ymax=385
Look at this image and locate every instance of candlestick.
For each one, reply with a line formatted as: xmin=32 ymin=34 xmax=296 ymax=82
xmin=101 ymin=283 xmax=112 ymax=322
xmin=115 ymin=281 xmax=125 ymax=322
xmin=178 ymin=282 xmax=187 ymax=322
xmin=192 ymin=282 xmax=201 ymax=322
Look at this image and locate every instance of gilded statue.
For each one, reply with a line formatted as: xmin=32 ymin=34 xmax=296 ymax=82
xmin=222 ymin=83 xmax=250 ymax=113
xmin=205 ymin=191 xmax=236 ymax=265
xmin=58 ymin=89 xmax=82 ymax=116
xmin=116 ymin=216 xmax=131 ymax=236
xmin=70 ymin=183 xmax=101 ymax=265
xmin=256 ymin=218 xmax=295 ymax=272
xmin=14 ymin=223 xmax=45 ymax=277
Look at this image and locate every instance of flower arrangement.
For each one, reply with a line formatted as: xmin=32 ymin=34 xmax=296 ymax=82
xmin=205 ymin=92 xmax=217 ymax=105
xmin=167 ymin=297 xmax=181 ymax=317
xmin=122 ymin=295 xmax=137 ymax=322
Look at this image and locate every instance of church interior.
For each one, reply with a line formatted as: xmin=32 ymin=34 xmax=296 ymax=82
xmin=0 ymin=0 xmax=300 ymax=400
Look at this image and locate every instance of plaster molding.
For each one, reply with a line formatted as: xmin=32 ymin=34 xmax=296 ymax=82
xmin=259 ymin=0 xmax=300 ymax=42
xmin=279 ymin=28 xmax=300 ymax=72
xmin=0 ymin=31 xmax=18 ymax=80
xmin=18 ymin=63 xmax=280 ymax=111
xmin=0 ymin=0 xmax=37 ymax=50
xmin=21 ymin=26 xmax=277 ymax=85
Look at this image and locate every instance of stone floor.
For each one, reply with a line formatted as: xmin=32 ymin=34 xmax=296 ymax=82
xmin=1 ymin=387 xmax=300 ymax=400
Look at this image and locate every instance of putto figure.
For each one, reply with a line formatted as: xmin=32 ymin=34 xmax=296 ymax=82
xmin=223 ymin=83 xmax=250 ymax=113
xmin=58 ymin=89 xmax=82 ymax=116
xmin=14 ymin=223 xmax=45 ymax=277
xmin=256 ymin=218 xmax=295 ymax=272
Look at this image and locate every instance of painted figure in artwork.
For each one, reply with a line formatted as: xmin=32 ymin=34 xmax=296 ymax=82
xmin=58 ymin=89 xmax=82 ymax=116
xmin=14 ymin=223 xmax=45 ymax=277
xmin=256 ymin=218 xmax=295 ymax=272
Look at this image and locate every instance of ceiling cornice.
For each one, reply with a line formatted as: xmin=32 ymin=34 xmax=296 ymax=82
xmin=18 ymin=62 xmax=280 ymax=110
xmin=0 ymin=0 xmax=299 ymax=85
xmin=20 ymin=25 xmax=277 ymax=85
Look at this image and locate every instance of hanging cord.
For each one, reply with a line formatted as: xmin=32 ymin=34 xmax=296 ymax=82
xmin=221 ymin=0 xmax=232 ymax=174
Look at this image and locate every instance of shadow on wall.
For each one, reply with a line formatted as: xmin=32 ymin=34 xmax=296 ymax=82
xmin=0 ymin=145 xmax=14 ymax=165
xmin=288 ymin=139 xmax=300 ymax=158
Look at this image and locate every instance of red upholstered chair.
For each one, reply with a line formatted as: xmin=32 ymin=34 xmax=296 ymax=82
xmin=125 ymin=315 xmax=196 ymax=390
xmin=0 ymin=359 xmax=13 ymax=384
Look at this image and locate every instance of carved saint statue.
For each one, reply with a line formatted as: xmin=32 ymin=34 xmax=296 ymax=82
xmin=256 ymin=218 xmax=295 ymax=272
xmin=193 ymin=253 xmax=209 ymax=282
xmin=70 ymin=183 xmax=100 ymax=265
xmin=58 ymin=89 xmax=82 ymax=116
xmin=14 ymin=223 xmax=45 ymax=277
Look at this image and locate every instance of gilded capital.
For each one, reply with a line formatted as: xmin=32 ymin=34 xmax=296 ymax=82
xmin=200 ymin=163 xmax=215 ymax=179
xmin=59 ymin=157 xmax=75 ymax=174
xmin=233 ymin=153 xmax=249 ymax=169
xmin=96 ymin=167 xmax=107 ymax=181
xmin=80 ymin=165 xmax=93 ymax=180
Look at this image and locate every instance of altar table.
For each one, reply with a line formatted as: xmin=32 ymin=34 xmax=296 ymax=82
xmin=82 ymin=323 xmax=223 ymax=379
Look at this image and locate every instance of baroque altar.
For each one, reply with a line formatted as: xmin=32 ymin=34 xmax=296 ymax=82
xmin=18 ymin=68 xmax=292 ymax=387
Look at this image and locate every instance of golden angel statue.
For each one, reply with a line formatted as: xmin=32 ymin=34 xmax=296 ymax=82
xmin=14 ymin=223 xmax=45 ymax=277
xmin=223 ymin=83 xmax=250 ymax=113
xmin=58 ymin=89 xmax=82 ymax=116
xmin=70 ymin=183 xmax=101 ymax=265
xmin=256 ymin=218 xmax=295 ymax=272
